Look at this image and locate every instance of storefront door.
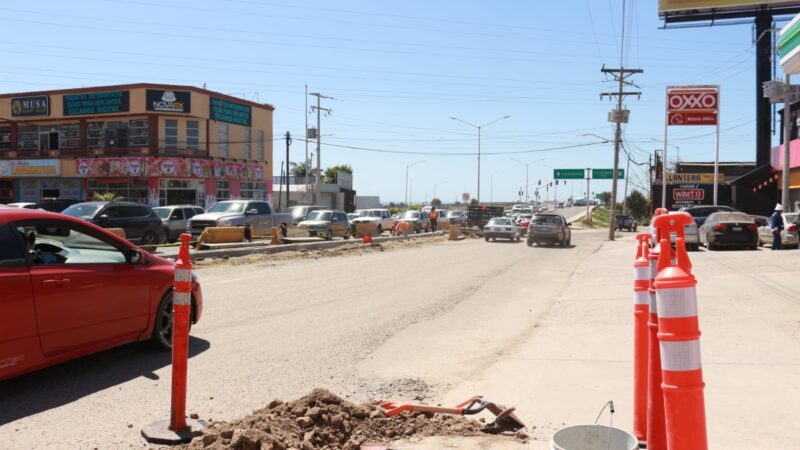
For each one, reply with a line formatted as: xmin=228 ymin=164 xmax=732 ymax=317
xmin=0 ymin=180 xmax=13 ymax=203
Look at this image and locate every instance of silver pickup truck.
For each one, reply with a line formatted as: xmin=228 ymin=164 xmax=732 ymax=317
xmin=188 ymin=200 xmax=292 ymax=237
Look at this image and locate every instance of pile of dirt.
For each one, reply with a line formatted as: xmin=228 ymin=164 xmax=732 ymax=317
xmin=172 ymin=389 xmax=515 ymax=450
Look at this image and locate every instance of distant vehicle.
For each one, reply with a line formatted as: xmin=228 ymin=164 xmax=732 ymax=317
xmin=153 ymin=205 xmax=205 ymax=242
xmin=511 ymin=204 xmax=525 ymax=211
xmin=699 ymin=211 xmax=758 ymax=250
xmin=516 ymin=213 xmax=533 ymax=236
xmin=351 ymin=208 xmax=393 ymax=235
xmin=573 ymin=198 xmax=588 ymax=207
xmin=467 ymin=205 xmax=505 ymax=229
xmin=556 ymin=201 xmax=565 ymax=209
xmin=755 ymin=213 xmax=799 ymax=249
xmin=615 ymin=214 xmax=637 ymax=232
xmin=679 ymin=205 xmax=737 ymax=228
xmin=298 ymin=210 xmax=351 ymax=240
xmin=446 ymin=210 xmax=466 ymax=225
xmin=6 ymin=202 xmax=38 ymax=209
xmin=399 ymin=210 xmax=431 ymax=233
xmin=527 ymin=213 xmax=571 ymax=247
xmin=188 ymin=200 xmax=291 ymax=237
xmin=62 ymin=201 xmax=166 ymax=245
xmin=484 ymin=217 xmax=521 ymax=242
xmin=288 ymin=205 xmax=325 ymax=225
xmin=0 ymin=208 xmax=203 ymax=381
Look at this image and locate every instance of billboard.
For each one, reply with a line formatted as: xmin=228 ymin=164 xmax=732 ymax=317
xmin=659 ymin=1 xmax=800 ymax=15
xmin=667 ymin=86 xmax=719 ymax=126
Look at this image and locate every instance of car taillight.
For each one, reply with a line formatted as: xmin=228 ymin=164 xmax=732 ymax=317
xmin=789 ymin=224 xmax=797 ymax=232
xmin=713 ymin=223 xmax=727 ymax=231
xmin=747 ymin=223 xmax=758 ymax=232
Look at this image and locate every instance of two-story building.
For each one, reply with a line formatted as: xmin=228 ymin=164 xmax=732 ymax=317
xmin=0 ymin=83 xmax=273 ymax=207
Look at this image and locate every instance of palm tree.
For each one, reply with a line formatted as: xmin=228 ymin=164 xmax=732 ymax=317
xmin=92 ymin=191 xmax=122 ymax=201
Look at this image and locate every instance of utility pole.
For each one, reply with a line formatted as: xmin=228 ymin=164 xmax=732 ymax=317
xmin=600 ymin=65 xmax=642 ymax=241
xmin=285 ymin=131 xmax=291 ymax=211
xmin=622 ymin=151 xmax=631 ymax=215
xmin=304 ymin=84 xmax=309 ymax=204
xmin=783 ymin=73 xmax=792 ymax=212
xmin=309 ymin=92 xmax=333 ymax=206
xmin=585 ymin=168 xmax=592 ymax=223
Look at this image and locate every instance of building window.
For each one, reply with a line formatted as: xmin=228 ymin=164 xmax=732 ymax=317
xmin=216 ymin=181 xmax=229 ymax=201
xmin=165 ymin=119 xmax=178 ymax=149
xmin=0 ymin=127 xmax=11 ymax=151
xmin=244 ymin=128 xmax=251 ymax=160
xmin=87 ymin=179 xmax=149 ymax=204
xmin=218 ymin=123 xmax=228 ymax=157
xmin=240 ymin=182 xmax=265 ymax=200
xmin=186 ymin=120 xmax=199 ymax=150
xmin=257 ymin=130 xmax=264 ymax=161
xmin=15 ymin=124 xmax=80 ymax=152
xmin=87 ymin=120 xmax=148 ymax=148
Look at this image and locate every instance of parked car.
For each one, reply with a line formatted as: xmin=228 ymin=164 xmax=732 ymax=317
xmin=288 ymin=204 xmax=325 ymax=225
xmin=527 ymin=213 xmax=571 ymax=247
xmin=484 ymin=217 xmax=521 ymax=242
xmin=187 ymin=200 xmax=291 ymax=237
xmin=36 ymin=198 xmax=81 ymax=213
xmin=699 ymin=211 xmax=758 ymax=250
xmin=680 ymin=205 xmax=737 ymax=228
xmin=347 ymin=212 xmax=360 ymax=235
xmin=6 ymin=202 xmax=38 ymax=209
xmin=573 ymin=198 xmax=588 ymax=207
xmin=516 ymin=213 xmax=533 ymax=236
xmin=61 ymin=201 xmax=166 ymax=245
xmin=153 ymin=205 xmax=205 ymax=242
xmin=351 ymin=208 xmax=393 ymax=235
xmin=615 ymin=214 xmax=637 ymax=232
xmin=298 ymin=210 xmax=351 ymax=240
xmin=755 ymin=213 xmax=799 ymax=249
xmin=446 ymin=210 xmax=466 ymax=225
xmin=399 ymin=210 xmax=431 ymax=233
xmin=0 ymin=208 xmax=203 ymax=381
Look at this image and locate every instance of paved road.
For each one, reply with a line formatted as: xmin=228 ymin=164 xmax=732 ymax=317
xmin=1 ymin=230 xmax=798 ymax=449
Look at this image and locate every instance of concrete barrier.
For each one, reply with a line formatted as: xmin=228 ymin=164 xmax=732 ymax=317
xmin=355 ymin=222 xmax=379 ymax=238
xmin=195 ymin=227 xmax=245 ymax=249
xmin=107 ymin=228 xmax=126 ymax=239
xmin=448 ymin=224 xmax=462 ymax=240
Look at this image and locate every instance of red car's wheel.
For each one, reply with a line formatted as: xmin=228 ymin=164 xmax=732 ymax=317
xmin=150 ymin=292 xmax=192 ymax=350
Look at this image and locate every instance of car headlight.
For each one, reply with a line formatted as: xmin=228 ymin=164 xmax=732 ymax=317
xmin=219 ymin=219 xmax=232 ymax=227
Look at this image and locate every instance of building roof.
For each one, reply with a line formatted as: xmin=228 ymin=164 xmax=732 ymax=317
xmin=0 ymin=83 xmax=274 ymax=111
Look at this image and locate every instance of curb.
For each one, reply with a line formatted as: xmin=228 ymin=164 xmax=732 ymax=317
xmin=158 ymin=231 xmax=448 ymax=261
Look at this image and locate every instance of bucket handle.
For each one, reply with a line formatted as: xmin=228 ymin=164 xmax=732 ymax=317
xmin=593 ymin=400 xmax=616 ymax=450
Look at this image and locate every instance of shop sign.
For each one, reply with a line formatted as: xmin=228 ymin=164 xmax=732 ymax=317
xmin=11 ymin=95 xmax=50 ymax=117
xmin=666 ymin=87 xmax=718 ymax=126
xmin=0 ymin=159 xmax=60 ymax=177
xmin=63 ymin=91 xmax=130 ymax=116
xmin=666 ymin=172 xmax=725 ymax=183
xmin=210 ymin=97 xmax=252 ymax=126
xmin=673 ymin=188 xmax=705 ymax=201
xmin=75 ymin=157 xmax=264 ymax=181
xmin=146 ymin=89 xmax=191 ymax=113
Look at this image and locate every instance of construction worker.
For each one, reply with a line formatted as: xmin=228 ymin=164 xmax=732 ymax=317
xmin=429 ymin=206 xmax=439 ymax=232
xmin=769 ymin=203 xmax=784 ymax=250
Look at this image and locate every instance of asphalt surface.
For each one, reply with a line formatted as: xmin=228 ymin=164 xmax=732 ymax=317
xmin=1 ymin=229 xmax=797 ymax=449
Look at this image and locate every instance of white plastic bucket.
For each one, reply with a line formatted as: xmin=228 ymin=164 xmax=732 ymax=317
xmin=551 ymin=425 xmax=638 ymax=450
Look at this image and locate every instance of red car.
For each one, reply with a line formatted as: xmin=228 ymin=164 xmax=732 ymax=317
xmin=516 ymin=214 xmax=532 ymax=236
xmin=0 ymin=208 xmax=203 ymax=381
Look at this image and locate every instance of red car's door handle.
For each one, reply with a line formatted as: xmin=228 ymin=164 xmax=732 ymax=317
xmin=42 ymin=278 xmax=71 ymax=286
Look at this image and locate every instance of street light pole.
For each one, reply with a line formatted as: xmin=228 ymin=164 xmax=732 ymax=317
xmin=405 ymin=160 xmax=425 ymax=206
xmin=450 ymin=115 xmax=510 ymax=204
xmin=510 ymin=157 xmax=544 ymax=205
xmin=433 ymin=181 xmax=447 ymax=203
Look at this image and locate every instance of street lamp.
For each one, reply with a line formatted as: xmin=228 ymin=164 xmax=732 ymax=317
xmin=405 ymin=160 xmax=425 ymax=206
xmin=510 ymin=157 xmax=545 ymax=204
xmin=433 ymin=180 xmax=448 ymax=203
xmin=449 ymin=115 xmax=510 ymax=203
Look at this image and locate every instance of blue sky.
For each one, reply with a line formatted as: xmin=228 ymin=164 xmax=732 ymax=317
xmin=1 ymin=0 xmax=792 ymax=203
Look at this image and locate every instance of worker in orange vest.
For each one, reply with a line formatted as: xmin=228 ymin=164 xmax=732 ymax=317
xmin=429 ymin=206 xmax=439 ymax=232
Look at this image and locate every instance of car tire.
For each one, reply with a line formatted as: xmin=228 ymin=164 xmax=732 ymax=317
xmin=326 ymin=230 xmax=333 ymax=241
xmin=527 ymin=238 xmax=533 ymax=247
xmin=485 ymin=236 xmax=490 ymax=242
xmin=344 ymin=231 xmax=351 ymax=240
xmin=142 ymin=231 xmax=159 ymax=245
xmin=566 ymin=236 xmax=571 ymax=247
xmin=149 ymin=292 xmax=192 ymax=350
xmin=377 ymin=225 xmax=383 ymax=235
xmin=280 ymin=223 xmax=288 ymax=237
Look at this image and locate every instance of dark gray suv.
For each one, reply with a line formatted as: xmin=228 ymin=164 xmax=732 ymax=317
xmin=61 ymin=201 xmax=166 ymax=245
xmin=527 ymin=213 xmax=571 ymax=247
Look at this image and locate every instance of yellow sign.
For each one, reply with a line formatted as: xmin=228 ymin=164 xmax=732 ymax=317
xmin=667 ymin=173 xmax=724 ymax=183
xmin=0 ymin=160 xmax=61 ymax=177
xmin=659 ymin=0 xmax=800 ymax=14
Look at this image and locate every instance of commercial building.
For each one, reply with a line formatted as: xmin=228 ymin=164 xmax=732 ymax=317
xmin=0 ymin=83 xmax=273 ymax=206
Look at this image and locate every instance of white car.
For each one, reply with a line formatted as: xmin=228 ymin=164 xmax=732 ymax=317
xmin=351 ymin=208 xmax=393 ymax=235
xmin=484 ymin=217 xmax=521 ymax=242
xmin=649 ymin=216 xmax=700 ymax=251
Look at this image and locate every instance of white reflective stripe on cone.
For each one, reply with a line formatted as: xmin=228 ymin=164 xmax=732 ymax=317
xmin=660 ymin=340 xmax=702 ymax=371
xmin=634 ymin=291 xmax=650 ymax=305
xmin=173 ymin=291 xmax=191 ymax=306
xmin=634 ymin=266 xmax=649 ymax=281
xmin=175 ymin=269 xmax=192 ymax=283
xmin=649 ymin=259 xmax=658 ymax=278
xmin=649 ymin=292 xmax=657 ymax=312
xmin=657 ymin=287 xmax=698 ymax=319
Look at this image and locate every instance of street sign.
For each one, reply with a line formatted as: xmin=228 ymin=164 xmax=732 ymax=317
xmin=673 ymin=188 xmax=705 ymax=201
xmin=462 ymin=192 xmax=470 ymax=202
xmin=607 ymin=109 xmax=630 ymax=123
xmin=762 ymin=81 xmax=800 ymax=103
xmin=553 ymin=169 xmax=585 ymax=179
xmin=595 ymin=193 xmax=603 ymax=200
xmin=666 ymin=172 xmax=724 ymax=183
xmin=591 ymin=168 xmax=624 ymax=179
xmin=667 ymin=87 xmax=718 ymax=126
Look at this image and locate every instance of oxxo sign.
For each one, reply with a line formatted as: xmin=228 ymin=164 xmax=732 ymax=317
xmin=667 ymin=87 xmax=718 ymax=126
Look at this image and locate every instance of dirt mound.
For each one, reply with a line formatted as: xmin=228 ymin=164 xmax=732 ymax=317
xmin=173 ymin=388 xmax=504 ymax=450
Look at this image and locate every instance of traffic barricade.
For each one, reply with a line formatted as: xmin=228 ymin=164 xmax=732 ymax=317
xmin=653 ymin=213 xmax=707 ymax=450
xmin=632 ymin=233 xmax=651 ymax=445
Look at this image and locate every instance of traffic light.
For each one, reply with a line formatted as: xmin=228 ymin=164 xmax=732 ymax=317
xmin=538 ymin=180 xmax=541 ymax=186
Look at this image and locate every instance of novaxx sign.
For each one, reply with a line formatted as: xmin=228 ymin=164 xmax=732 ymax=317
xmin=146 ymin=89 xmax=191 ymax=113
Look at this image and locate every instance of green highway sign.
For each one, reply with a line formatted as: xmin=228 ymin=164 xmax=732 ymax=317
xmin=553 ymin=169 xmax=585 ymax=179
xmin=591 ymin=168 xmax=624 ymax=179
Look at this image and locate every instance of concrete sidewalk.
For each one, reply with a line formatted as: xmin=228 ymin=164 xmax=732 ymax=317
xmin=371 ymin=233 xmax=800 ymax=449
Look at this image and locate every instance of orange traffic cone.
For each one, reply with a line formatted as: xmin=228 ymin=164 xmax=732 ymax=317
xmin=647 ymin=211 xmax=668 ymax=450
xmin=632 ymin=233 xmax=651 ymax=445
xmin=363 ymin=234 xmax=372 ymax=244
xmin=653 ymin=213 xmax=707 ymax=450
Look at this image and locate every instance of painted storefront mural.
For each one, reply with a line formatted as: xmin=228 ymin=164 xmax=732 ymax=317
xmin=75 ymin=157 xmax=264 ymax=181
